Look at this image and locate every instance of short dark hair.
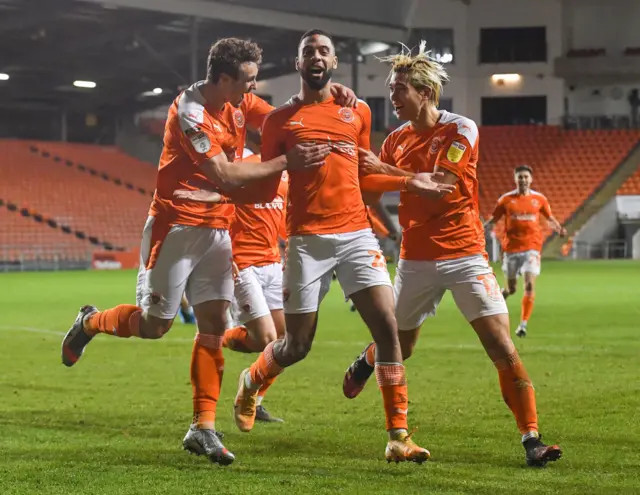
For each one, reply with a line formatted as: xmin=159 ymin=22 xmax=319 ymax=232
xmin=515 ymin=165 xmax=533 ymax=175
xmin=299 ymin=29 xmax=334 ymax=47
xmin=207 ymin=38 xmax=263 ymax=83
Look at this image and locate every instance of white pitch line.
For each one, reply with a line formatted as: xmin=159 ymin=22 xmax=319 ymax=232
xmin=1 ymin=325 xmax=636 ymax=354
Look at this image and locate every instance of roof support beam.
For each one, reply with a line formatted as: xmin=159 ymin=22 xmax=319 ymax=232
xmin=78 ymin=0 xmax=406 ymax=43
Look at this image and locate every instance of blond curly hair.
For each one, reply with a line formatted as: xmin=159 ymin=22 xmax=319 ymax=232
xmin=378 ymin=41 xmax=449 ymax=106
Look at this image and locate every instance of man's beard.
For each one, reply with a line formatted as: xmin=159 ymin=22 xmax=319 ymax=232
xmin=301 ymin=67 xmax=333 ymax=90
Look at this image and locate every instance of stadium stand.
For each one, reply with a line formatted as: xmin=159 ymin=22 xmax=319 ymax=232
xmin=2 ymin=127 xmax=640 ymax=266
xmin=478 ymin=127 xmax=640 ymax=225
xmin=0 ymin=140 xmax=153 ymax=256
xmin=0 ymin=202 xmax=92 ymax=264
xmin=617 ymin=165 xmax=640 ymax=195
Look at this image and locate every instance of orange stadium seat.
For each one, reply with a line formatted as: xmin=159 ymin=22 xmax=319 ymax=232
xmin=617 ymin=165 xmax=640 ymax=195
xmin=0 ymin=140 xmax=153 ymax=252
xmin=0 ymin=206 xmax=92 ymax=263
xmin=479 ymin=127 xmax=640 ymax=241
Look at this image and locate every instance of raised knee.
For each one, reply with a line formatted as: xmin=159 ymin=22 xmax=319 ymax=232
xmin=254 ymin=332 xmax=277 ymax=350
xmin=140 ymin=321 xmax=172 ymax=339
xmin=284 ymin=339 xmax=312 ymax=363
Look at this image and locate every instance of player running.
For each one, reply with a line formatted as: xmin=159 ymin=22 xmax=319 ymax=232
xmin=60 ymin=37 xmax=357 ymax=466
xmin=484 ymin=165 xmax=566 ymax=337
xmin=341 ymin=42 xmax=563 ymax=467
xmin=175 ymin=149 xmax=288 ymax=423
xmin=228 ymin=30 xmax=454 ymax=464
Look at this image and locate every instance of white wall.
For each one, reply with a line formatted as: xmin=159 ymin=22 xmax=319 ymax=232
xmin=567 ymin=83 xmax=640 ymax=116
xmin=565 ymin=0 xmax=640 ymax=53
xmin=257 ymin=0 xmax=565 ymax=125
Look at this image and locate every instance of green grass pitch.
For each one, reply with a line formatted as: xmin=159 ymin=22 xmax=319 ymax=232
xmin=1 ymin=261 xmax=639 ymax=494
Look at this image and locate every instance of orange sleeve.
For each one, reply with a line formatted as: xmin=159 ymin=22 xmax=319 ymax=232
xmin=245 ymin=94 xmax=275 ymax=132
xmin=435 ymin=135 xmax=473 ymax=177
xmin=360 ymin=174 xmax=407 ymax=193
xmin=260 ymin=111 xmax=285 ymax=161
xmin=492 ymin=197 xmax=506 ymax=221
xmin=540 ymin=197 xmax=552 ymax=219
xmin=357 ymin=102 xmax=372 ymax=150
xmin=378 ymin=135 xmax=396 ymax=166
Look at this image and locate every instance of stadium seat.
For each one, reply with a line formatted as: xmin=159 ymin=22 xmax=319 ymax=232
xmin=479 ymin=127 xmax=640 ymax=241
xmin=0 ymin=140 xmax=152 ymax=256
xmin=617 ymin=165 xmax=640 ymax=195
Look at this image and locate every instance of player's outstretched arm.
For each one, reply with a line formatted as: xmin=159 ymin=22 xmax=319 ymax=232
xmin=358 ymin=147 xmax=413 ymax=177
xmin=548 ymin=216 xmax=567 ymax=236
xmin=200 ymin=143 xmax=330 ymax=189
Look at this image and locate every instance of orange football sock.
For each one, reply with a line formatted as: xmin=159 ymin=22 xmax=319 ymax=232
xmin=494 ymin=352 xmax=538 ymax=435
xmin=249 ymin=340 xmax=284 ymax=388
xmin=191 ymin=333 xmax=224 ymax=430
xmin=375 ymin=363 xmax=409 ymax=431
xmin=365 ymin=343 xmax=376 ymax=367
xmin=84 ymin=305 xmax=142 ymax=338
xmin=222 ymin=326 xmax=253 ymax=353
xmin=257 ymin=375 xmax=278 ymax=399
xmin=521 ymin=292 xmax=535 ymax=322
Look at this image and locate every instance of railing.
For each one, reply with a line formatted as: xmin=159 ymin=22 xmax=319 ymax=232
xmin=0 ymin=245 xmax=93 ymax=272
xmin=563 ymin=115 xmax=640 ymax=130
xmin=567 ymin=240 xmax=629 ymax=260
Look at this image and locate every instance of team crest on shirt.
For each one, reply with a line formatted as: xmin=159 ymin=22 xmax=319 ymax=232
xmin=338 ymin=107 xmax=354 ymax=123
xmin=429 ymin=136 xmax=445 ymax=155
xmin=234 ymin=109 xmax=245 ymax=128
xmin=531 ymin=199 xmax=540 ymax=208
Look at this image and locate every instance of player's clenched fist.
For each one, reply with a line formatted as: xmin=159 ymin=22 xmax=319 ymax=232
xmin=286 ymin=142 xmax=331 ymax=170
xmin=407 ymin=172 xmax=457 ymax=198
xmin=357 ymin=147 xmax=385 ymax=175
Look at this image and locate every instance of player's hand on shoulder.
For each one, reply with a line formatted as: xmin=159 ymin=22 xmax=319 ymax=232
xmin=358 ymin=147 xmax=384 ymax=175
xmin=173 ymin=189 xmax=223 ymax=203
xmin=286 ymin=142 xmax=331 ymax=170
xmin=408 ymin=172 xmax=457 ymax=198
xmin=330 ymin=83 xmax=358 ymax=108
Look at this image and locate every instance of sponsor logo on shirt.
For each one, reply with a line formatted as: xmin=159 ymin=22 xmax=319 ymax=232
xmin=446 ymin=141 xmax=466 ymax=163
xmin=511 ymin=214 xmax=537 ymax=221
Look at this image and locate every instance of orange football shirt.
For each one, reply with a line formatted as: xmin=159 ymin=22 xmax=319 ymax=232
xmin=148 ymin=82 xmax=273 ymax=229
xmin=230 ymin=154 xmax=289 ymax=270
xmin=379 ymin=110 xmax=485 ymax=261
xmin=260 ymin=96 xmax=371 ymax=236
xmin=491 ymin=190 xmax=552 ymax=253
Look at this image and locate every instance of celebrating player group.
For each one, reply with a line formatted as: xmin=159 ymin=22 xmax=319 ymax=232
xmin=60 ymin=28 xmax=562 ymax=468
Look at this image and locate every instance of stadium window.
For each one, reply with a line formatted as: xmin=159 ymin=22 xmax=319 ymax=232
xmin=481 ymin=96 xmax=547 ymax=125
xmin=479 ymin=27 xmax=547 ymax=63
xmin=408 ymin=28 xmax=454 ymax=64
xmin=439 ymin=98 xmax=453 ymax=112
xmin=366 ymin=97 xmax=386 ymax=131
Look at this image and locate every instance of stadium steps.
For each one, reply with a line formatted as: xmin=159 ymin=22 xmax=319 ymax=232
xmin=618 ymin=162 xmax=640 ymax=195
xmin=0 ymin=198 xmax=116 ymax=264
xmin=29 ymin=142 xmax=155 ymax=198
xmin=543 ymin=139 xmax=640 ymax=257
xmin=0 ymin=140 xmax=150 ymax=250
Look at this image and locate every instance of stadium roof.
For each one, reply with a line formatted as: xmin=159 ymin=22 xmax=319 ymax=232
xmin=0 ymin=0 xmax=417 ymax=116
